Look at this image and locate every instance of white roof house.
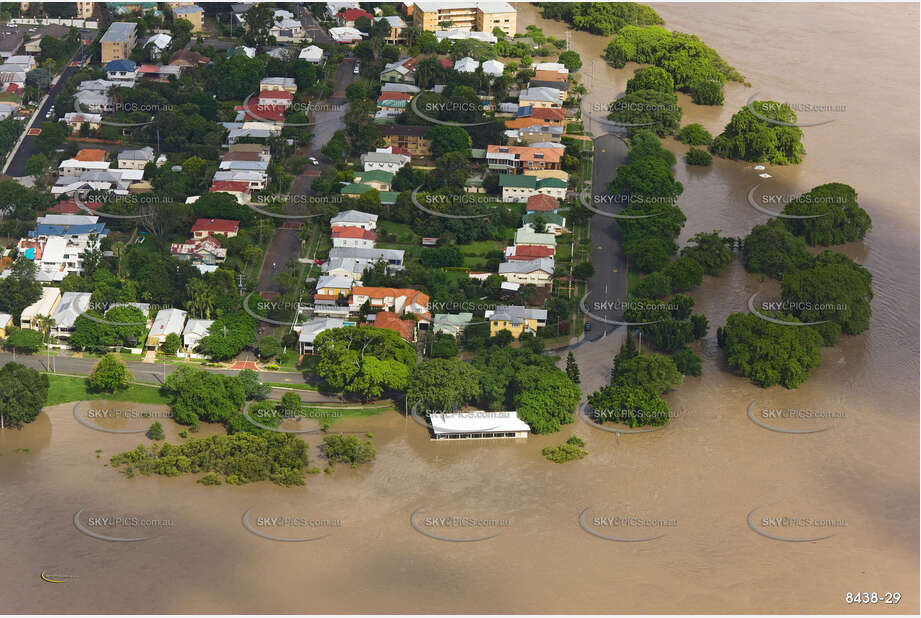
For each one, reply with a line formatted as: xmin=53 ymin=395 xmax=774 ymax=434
xmin=51 ymin=291 xmax=92 ymax=334
xmin=534 ymin=62 xmax=569 ymax=74
xmin=519 ymin=86 xmax=565 ymax=106
xmin=361 ymin=151 xmax=410 ymax=173
xmin=482 ymin=59 xmax=504 ymax=77
xmin=434 ymin=28 xmax=497 ymax=44
xmin=298 ymin=45 xmax=324 ymax=63
xmin=298 ymin=317 xmax=345 ymax=353
xmin=329 ymin=26 xmax=364 ymax=43
xmin=454 ymin=56 xmax=479 ymax=73
xmin=432 ymin=312 xmax=474 ymax=337
xmin=20 ymin=287 xmax=61 ymax=330
xmin=429 ymin=411 xmax=531 ymax=440
xmin=148 ymin=308 xmax=187 ymax=346
xmin=330 ymin=209 xmax=378 ymax=230
xmin=182 ymin=318 xmax=214 ymax=349
xmin=515 ymin=226 xmax=557 ymax=248
xmin=315 ymin=274 xmax=355 ymax=291
xmin=144 ymin=33 xmax=172 ymax=58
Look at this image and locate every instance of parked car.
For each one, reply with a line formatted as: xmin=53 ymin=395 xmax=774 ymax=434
xmin=583 ymin=321 xmax=591 ymax=332
xmin=309 ymin=157 xmax=319 ymax=166
xmin=353 ymin=63 xmax=360 ymax=74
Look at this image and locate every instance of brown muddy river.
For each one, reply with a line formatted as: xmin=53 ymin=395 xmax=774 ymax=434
xmin=1 ymin=3 xmax=918 ymax=613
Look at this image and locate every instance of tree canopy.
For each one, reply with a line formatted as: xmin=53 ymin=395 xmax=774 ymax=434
xmin=0 ymin=362 xmax=49 ymax=429
xmin=313 ymin=326 xmax=416 ymax=400
xmin=711 ymin=101 xmax=806 ymax=165
xmin=781 ymin=183 xmax=872 ymax=245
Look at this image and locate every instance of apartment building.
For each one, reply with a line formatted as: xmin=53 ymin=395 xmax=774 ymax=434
xmin=380 ymin=125 xmax=432 ymax=157
xmin=412 ymin=1 xmax=516 ymax=36
xmin=100 ymin=22 xmax=137 ymax=64
xmin=172 ymin=4 xmax=204 ymax=32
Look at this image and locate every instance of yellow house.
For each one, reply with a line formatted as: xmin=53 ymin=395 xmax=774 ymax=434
xmin=314 ymin=275 xmax=353 ymax=302
xmin=487 ymin=305 xmax=547 ymax=338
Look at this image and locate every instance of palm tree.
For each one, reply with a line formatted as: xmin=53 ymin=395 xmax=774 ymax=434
xmin=185 ymin=279 xmax=215 ymax=319
xmin=33 ymin=314 xmax=55 ymax=342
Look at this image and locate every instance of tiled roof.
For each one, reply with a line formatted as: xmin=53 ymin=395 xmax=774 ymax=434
xmin=525 ymin=194 xmax=559 ymax=211
xmin=191 ymin=218 xmax=240 ymax=234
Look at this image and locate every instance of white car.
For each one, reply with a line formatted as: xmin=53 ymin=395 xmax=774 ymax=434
xmin=353 ymin=63 xmax=360 ymax=75
xmin=309 ymin=157 xmax=319 ymax=166
xmin=45 ymin=110 xmax=53 ymax=119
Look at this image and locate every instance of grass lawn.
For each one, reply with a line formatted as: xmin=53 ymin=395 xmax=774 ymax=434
xmin=310 ymin=403 xmax=395 ymax=425
xmin=458 ymin=239 xmax=507 ymax=256
xmin=45 ymin=375 xmax=170 ymax=407
xmin=378 ymin=220 xmax=419 ymax=244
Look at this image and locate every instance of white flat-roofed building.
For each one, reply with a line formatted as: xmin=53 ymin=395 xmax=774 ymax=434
xmin=361 ymin=151 xmax=410 ymax=173
xmin=429 ymin=410 xmax=530 ymax=440
xmin=20 ymin=287 xmax=61 ymax=331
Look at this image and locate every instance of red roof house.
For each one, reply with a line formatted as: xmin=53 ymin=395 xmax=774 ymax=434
xmin=370 ymin=310 xmax=415 ymax=342
xmin=505 ymin=245 xmax=556 ymax=260
xmin=525 ymin=193 xmax=559 ymax=212
xmin=191 ymin=217 xmax=240 ymax=239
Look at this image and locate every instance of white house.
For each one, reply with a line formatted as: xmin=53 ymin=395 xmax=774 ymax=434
xmin=498 ymin=257 xmax=555 ymax=287
xmin=331 ymin=225 xmax=377 ymax=249
xmin=182 ymin=318 xmax=214 ymax=351
xmin=482 ymin=59 xmax=504 ymax=77
xmin=298 ymin=45 xmax=324 ymax=63
xmin=454 ymin=56 xmax=479 ymax=73
xmin=117 ymin=147 xmax=155 ymax=170
xmin=330 ymin=210 xmax=378 ymax=230
xmin=146 ymin=308 xmax=187 ymax=349
xmin=51 ymin=291 xmax=92 ymax=338
xmin=297 ymin=317 xmax=345 ymax=354
xmin=329 ymin=26 xmax=364 ymax=44
xmin=361 ymin=150 xmax=410 ymax=173
xmin=514 ymin=226 xmax=557 ymax=249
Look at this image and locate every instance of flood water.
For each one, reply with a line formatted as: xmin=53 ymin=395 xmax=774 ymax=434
xmin=1 ymin=3 xmax=918 ymax=613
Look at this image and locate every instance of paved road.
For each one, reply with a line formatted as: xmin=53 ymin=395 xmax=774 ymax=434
xmin=255 ymin=58 xmax=355 ymax=295
xmin=298 ymin=6 xmax=334 ymax=45
xmin=582 ymin=133 xmax=629 ymax=342
xmin=0 ymin=351 xmax=347 ymax=403
xmin=6 ymin=49 xmax=85 ymax=178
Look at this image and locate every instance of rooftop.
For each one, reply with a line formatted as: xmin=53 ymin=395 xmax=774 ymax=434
xmin=100 ymin=22 xmax=137 ymax=43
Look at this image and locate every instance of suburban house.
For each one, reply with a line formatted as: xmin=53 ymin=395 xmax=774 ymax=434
xmin=118 ymin=146 xmax=155 ymax=170
xmin=100 ymin=22 xmax=137 ymax=64
xmin=434 ymin=28 xmax=497 ymax=43
xmin=454 ymin=56 xmax=479 ymax=73
xmin=486 ymin=305 xmax=547 ymax=338
xmin=380 ymin=125 xmax=431 ymax=157
xmin=144 ymin=33 xmax=172 ymax=59
xmin=432 ymin=312 xmax=474 ymax=337
xmin=105 ymin=59 xmax=137 ymax=81
xmin=170 ymin=236 xmax=227 ymax=267
xmin=329 ymin=26 xmax=365 ymax=44
xmin=51 ymin=291 xmax=92 ymax=339
xmin=514 ymin=226 xmax=557 ymax=249
xmin=146 ymin=308 xmax=187 ymax=349
xmin=504 ymin=244 xmax=555 ymax=261
xmin=380 ymin=56 xmax=417 ymax=83
xmin=482 ymin=59 xmax=504 ymax=77
xmin=488 ymin=145 xmax=563 ymax=174
xmin=328 ymin=246 xmax=405 ymax=269
xmin=314 ymin=275 xmax=354 ymax=301
xmin=352 ymin=170 xmax=393 ymax=191
xmin=212 ymin=170 xmax=266 ymax=191
xmin=299 ymin=45 xmax=324 ymax=63
xmin=348 ymin=286 xmax=430 ymax=318
xmin=499 ymin=174 xmax=567 ymax=202
xmin=191 ymin=218 xmax=240 ymax=239
xmin=330 ymin=210 xmax=378 ymax=230
xmin=430 ymin=411 xmax=530 ymax=440
xmin=522 ymin=210 xmax=567 ymax=235
xmin=20 ymin=214 xmax=108 ymax=281
xmin=297 ymin=317 xmax=346 ymax=354
xmin=367 ymin=310 xmax=416 ymax=342
xmin=20 ymin=287 xmax=61 ymax=331
xmin=209 ymin=180 xmax=251 ymax=203
xmin=361 ymin=150 xmax=410 ymax=173
xmin=518 ymin=86 xmax=565 ymax=108
xmin=336 ymin=7 xmax=373 ymax=26
xmin=0 ymin=313 xmax=12 ymax=338
xmin=169 ymin=49 xmax=210 ymax=67
xmin=259 ymin=76 xmax=297 ymax=94
xmin=505 ymin=106 xmax=566 ymax=129
xmin=498 ymin=257 xmax=555 ymax=287
xmin=331 ymin=225 xmax=377 ymax=249
xmin=63 ymin=112 xmax=102 ymax=131
xmin=182 ymin=318 xmax=214 ymax=351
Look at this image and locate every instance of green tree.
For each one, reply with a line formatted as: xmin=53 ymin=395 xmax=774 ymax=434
xmin=672 ymin=347 xmax=702 ymax=376
xmin=572 ymin=261 xmax=595 ymax=280
xmin=238 ymin=368 xmax=270 ymax=400
xmin=514 ymin=368 xmax=581 ymax=434
xmin=717 ymin=312 xmax=824 ymax=388
xmin=407 ymin=358 xmax=482 ymax=411
xmin=161 ymin=366 xmax=246 ymax=428
xmin=680 ymin=230 xmax=733 ymax=276
xmin=780 ymin=250 xmax=873 ymax=335
xmin=88 ymin=353 xmax=133 ymax=393
xmin=0 ymin=362 xmax=49 ymax=429
xmin=558 ymin=50 xmax=582 ymax=72
xmin=612 ymin=333 xmax=639 ymax=375
xmin=147 ymin=421 xmax=165 ymax=440
xmin=711 ymin=101 xmax=806 ymax=165
xmin=625 ymin=66 xmax=674 ymax=94
xmin=0 ymin=259 xmax=42 ymax=325
xmin=322 ymin=434 xmax=376 ymax=467
xmin=692 ymin=80 xmax=724 ymax=105
xmin=662 ymin=256 xmax=704 ymax=292
xmin=742 ymin=219 xmax=813 ymax=279
xmin=633 ymin=271 xmax=671 ymax=298
xmin=4 ymin=328 xmax=44 ymax=353
xmin=314 ymin=326 xmax=416 ymax=400
xmin=424 ymin=125 xmax=472 ymax=158
xmin=676 ymin=123 xmax=713 ymax=145
xmin=162 ymin=332 xmax=181 ymax=355
xmin=781 ymin=183 xmax=872 ymax=246
xmin=25 ymin=153 xmax=49 ymax=177
xmin=608 ymin=89 xmax=681 ymax=137
xmin=565 ymin=351 xmax=580 ymax=384
xmin=610 ymin=353 xmax=682 ymax=394
xmin=588 ymin=384 xmax=668 ymax=427
xmin=258 ymin=335 xmax=280 ymax=360
xmin=685 ymin=147 xmax=712 ymax=166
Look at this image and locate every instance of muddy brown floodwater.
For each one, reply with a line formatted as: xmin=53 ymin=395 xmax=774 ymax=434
xmin=1 ymin=3 xmax=918 ymax=613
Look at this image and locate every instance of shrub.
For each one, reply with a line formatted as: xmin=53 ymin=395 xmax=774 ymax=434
xmin=542 ymin=442 xmax=587 ymax=463
xmin=685 ymin=147 xmax=713 ymax=166
xmin=676 ymin=123 xmax=712 ymax=145
xmin=146 ymin=421 xmax=165 ymax=441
